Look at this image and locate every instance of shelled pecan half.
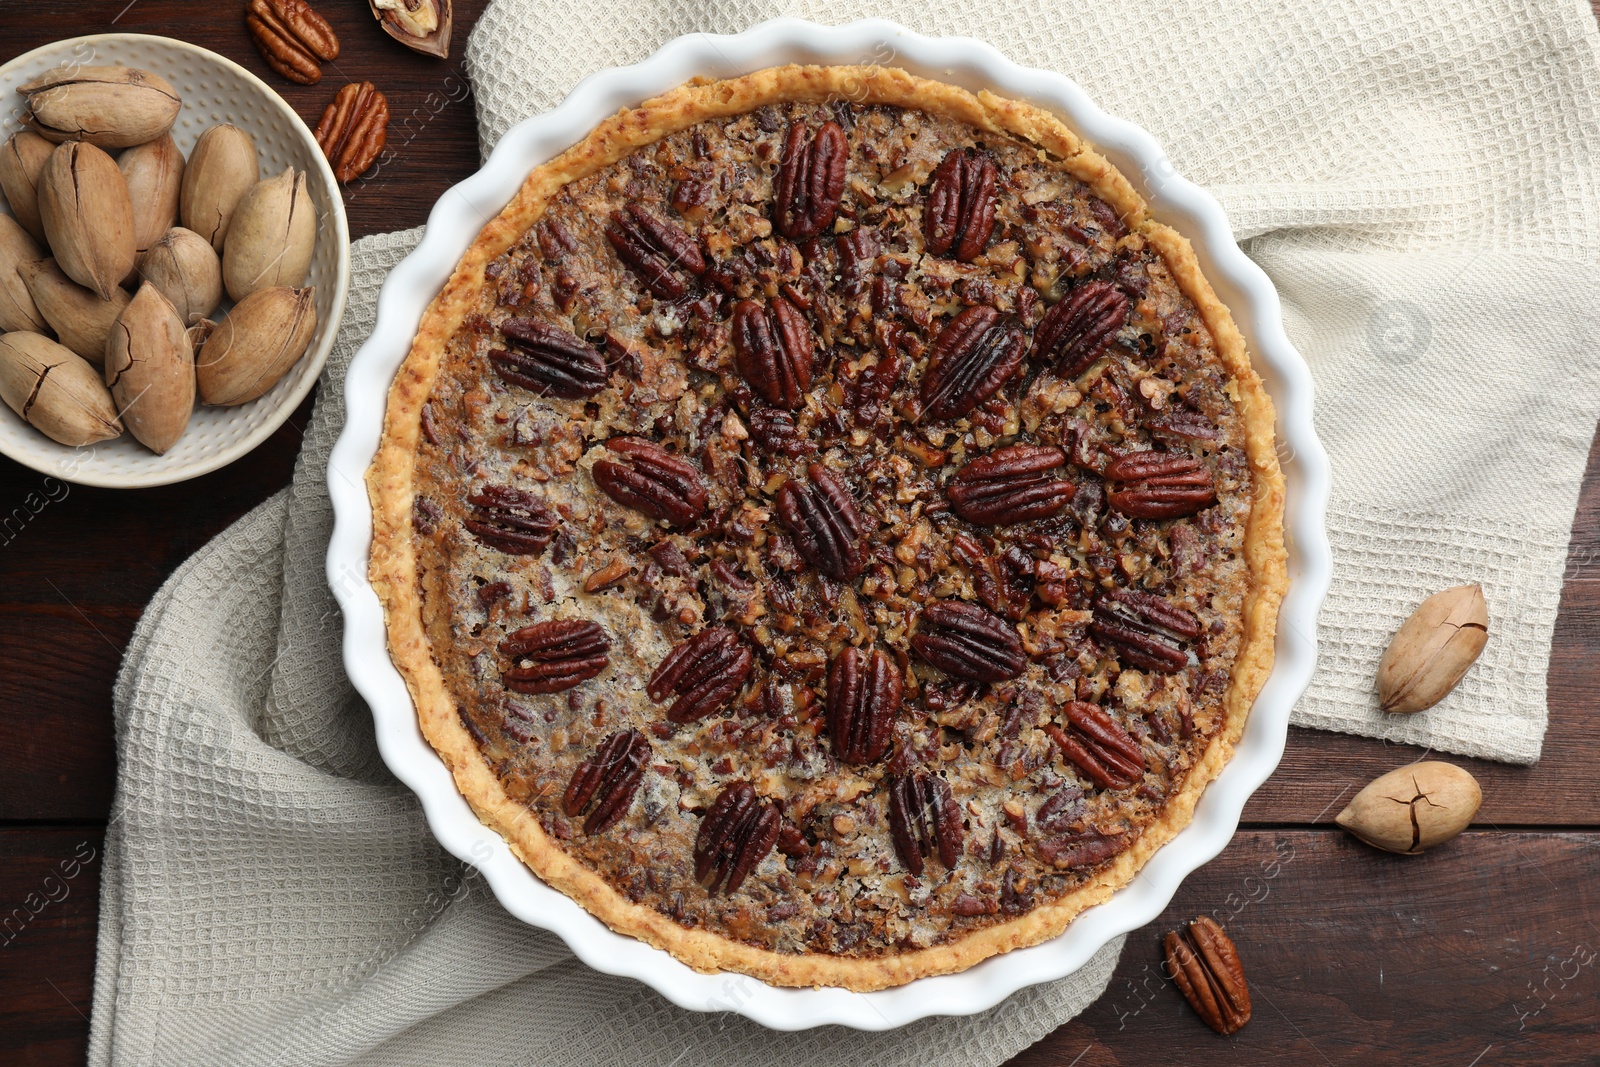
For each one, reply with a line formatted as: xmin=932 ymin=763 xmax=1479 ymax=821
xmin=1031 ymin=280 xmax=1128 ymax=378
xmin=604 ymin=204 xmax=706 ymax=300
xmin=462 ymin=483 xmax=558 ymax=555
xmin=489 ymin=317 xmax=608 ymax=399
xmin=825 ymin=646 xmax=902 ymax=764
xmin=731 ymin=296 xmax=813 ymax=408
xmin=772 ymin=120 xmax=847 ymax=240
xmin=1090 ymin=588 xmax=1201 ymax=673
xmin=1104 ymin=451 xmax=1216 ymax=519
xmin=313 ymin=82 xmax=389 ymax=183
xmin=919 ymin=305 xmax=1027 ymax=422
xmin=563 ymin=729 xmax=649 ymax=834
xmin=775 ymin=463 xmax=867 ymax=580
xmin=500 ymin=619 xmax=610 ymax=694
xmin=924 ymin=147 xmax=997 ymax=262
xmin=245 ymin=0 xmax=339 ymax=85
xmin=911 ymin=599 xmax=1027 ymax=683
xmin=1044 ymin=701 xmax=1145 ymax=790
xmin=747 ymin=405 xmax=815 ymax=456
xmin=647 ymin=626 xmax=752 ymax=722
xmin=946 ymin=443 xmax=1072 ymax=525
xmin=1165 ymin=916 xmax=1252 ymax=1034
xmin=694 ymin=782 xmax=780 ymax=894
xmin=887 ymin=771 xmax=962 ymax=875
xmin=591 ymin=438 xmax=709 ymax=527
xmin=1035 ymin=825 xmax=1127 ymax=869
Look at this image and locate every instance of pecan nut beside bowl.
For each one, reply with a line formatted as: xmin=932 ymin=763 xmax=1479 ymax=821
xmin=1164 ymin=916 xmax=1251 ymax=1034
xmin=315 ymin=82 xmax=390 ymax=183
xmin=245 ymin=0 xmax=340 ymax=85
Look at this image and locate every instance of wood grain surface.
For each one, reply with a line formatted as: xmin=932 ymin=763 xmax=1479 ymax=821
xmin=0 ymin=3 xmax=1596 ymax=1064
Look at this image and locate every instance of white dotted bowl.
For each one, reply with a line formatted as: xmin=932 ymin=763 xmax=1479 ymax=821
xmin=0 ymin=33 xmax=350 ymax=488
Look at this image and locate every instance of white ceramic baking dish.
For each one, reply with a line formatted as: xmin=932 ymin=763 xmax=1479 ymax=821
xmin=326 ymin=17 xmax=1332 ymax=1031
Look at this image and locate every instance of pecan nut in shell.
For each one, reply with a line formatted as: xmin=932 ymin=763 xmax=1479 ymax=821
xmin=947 ymin=443 xmax=1072 ymax=525
xmin=563 ymin=729 xmax=650 ymax=834
xmin=245 ymin=0 xmax=340 ymax=85
xmin=694 ymin=782 xmax=780 ymax=894
xmin=591 ymin=437 xmax=709 ymax=528
xmin=648 ymin=626 xmax=753 ymax=723
xmin=825 ymin=646 xmax=902 ymax=764
xmin=314 ymin=82 xmax=389 ymax=183
xmin=500 ymin=619 xmax=610 ymax=694
xmin=1165 ymin=916 xmax=1252 ymax=1035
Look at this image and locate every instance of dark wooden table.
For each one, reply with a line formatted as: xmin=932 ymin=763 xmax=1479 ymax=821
xmin=2 ymin=4 xmax=1597 ymax=1064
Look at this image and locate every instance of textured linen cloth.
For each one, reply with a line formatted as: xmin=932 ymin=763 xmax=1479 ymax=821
xmin=91 ymin=1 xmax=1600 ymax=1064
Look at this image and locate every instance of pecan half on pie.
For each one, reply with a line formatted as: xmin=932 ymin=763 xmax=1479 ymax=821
xmin=369 ymin=65 xmax=1286 ymax=991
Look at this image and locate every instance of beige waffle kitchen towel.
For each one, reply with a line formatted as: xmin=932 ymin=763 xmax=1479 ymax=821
xmin=468 ymin=0 xmax=1600 ymax=765
xmin=91 ymin=1 xmax=1600 ymax=1064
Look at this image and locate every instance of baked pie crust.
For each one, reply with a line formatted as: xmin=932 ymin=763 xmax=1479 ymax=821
xmin=368 ymin=65 xmax=1286 ymax=991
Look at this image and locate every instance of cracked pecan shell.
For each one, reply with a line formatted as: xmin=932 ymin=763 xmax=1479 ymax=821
xmin=489 ymin=317 xmax=608 ymax=399
xmin=888 ymin=771 xmax=963 ymax=876
xmin=1031 ymin=280 xmax=1128 ymax=378
xmin=591 ymin=437 xmax=709 ymax=527
xmin=647 ymin=625 xmax=753 ymax=723
xmin=500 ymin=619 xmax=610 ymax=694
xmin=1165 ymin=916 xmax=1252 ymax=1035
xmin=563 ymin=729 xmax=650 ymax=834
xmin=732 ymin=296 xmax=813 ymax=408
xmin=1091 ymin=588 xmax=1201 ymax=673
xmin=1104 ymin=451 xmax=1216 ymax=519
xmin=919 ymin=305 xmax=1027 ymax=422
xmin=604 ymin=203 xmax=706 ymax=300
xmin=911 ymin=599 xmax=1027 ymax=683
xmin=462 ymin=483 xmax=558 ymax=555
xmin=694 ymin=781 xmax=780 ymax=894
xmin=947 ymin=443 xmax=1072 ymax=525
xmin=924 ymin=147 xmax=998 ymax=262
xmin=775 ymin=463 xmax=867 ymax=580
xmin=1045 ymin=701 xmax=1145 ymax=791
xmin=772 ymin=119 xmax=847 ymax=240
xmin=825 ymin=646 xmax=902 ymax=765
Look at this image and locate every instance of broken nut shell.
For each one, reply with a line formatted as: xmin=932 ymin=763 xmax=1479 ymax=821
xmin=1377 ymin=583 xmax=1489 ymax=713
xmin=1335 ymin=761 xmax=1482 ymax=855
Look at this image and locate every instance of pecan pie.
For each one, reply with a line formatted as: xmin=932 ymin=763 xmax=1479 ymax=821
xmin=369 ymin=65 xmax=1287 ymax=991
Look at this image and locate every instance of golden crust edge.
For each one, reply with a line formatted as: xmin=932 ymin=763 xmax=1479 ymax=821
xmin=366 ymin=64 xmax=1286 ymax=992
